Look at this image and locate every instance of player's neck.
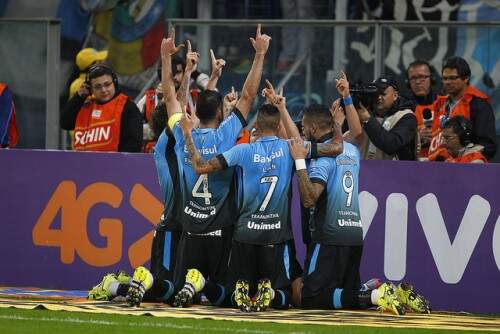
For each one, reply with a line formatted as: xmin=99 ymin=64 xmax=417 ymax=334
xmin=199 ymin=119 xmax=219 ymax=129
xmin=259 ymin=129 xmax=277 ymax=138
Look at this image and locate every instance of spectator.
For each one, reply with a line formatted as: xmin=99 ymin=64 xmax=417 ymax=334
xmin=406 ymin=60 xmax=440 ymax=160
xmin=442 ymin=116 xmax=487 ymax=163
xmin=61 ymin=63 xmax=142 ymax=152
xmin=357 ymin=76 xmax=417 ymax=160
xmin=136 ymin=57 xmax=212 ymax=153
xmin=428 ymin=56 xmax=497 ymax=161
xmin=0 ymin=82 xmax=19 ymax=148
xmin=69 ymin=48 xmax=108 ymax=98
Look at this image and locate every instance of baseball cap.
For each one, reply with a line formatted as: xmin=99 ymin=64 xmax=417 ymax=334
xmin=76 ymin=48 xmax=108 ymax=71
xmin=372 ymin=76 xmax=399 ymax=91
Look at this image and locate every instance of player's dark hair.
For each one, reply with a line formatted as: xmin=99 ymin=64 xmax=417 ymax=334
xmin=303 ymin=104 xmax=332 ymax=131
xmin=442 ymin=56 xmax=471 ymax=84
xmin=151 ymin=102 xmax=168 ymax=140
xmin=196 ymin=90 xmax=223 ymax=123
xmin=256 ymin=104 xmax=280 ymax=132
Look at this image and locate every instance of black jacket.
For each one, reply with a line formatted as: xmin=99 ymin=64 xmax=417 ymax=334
xmin=363 ymin=96 xmax=417 ymax=160
xmin=61 ymin=93 xmax=143 ymax=152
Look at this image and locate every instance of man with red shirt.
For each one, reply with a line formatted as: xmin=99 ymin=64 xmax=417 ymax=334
xmin=428 ymin=57 xmax=496 ymax=161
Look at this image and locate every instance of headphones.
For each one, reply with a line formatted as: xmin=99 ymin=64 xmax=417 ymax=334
xmin=456 ymin=116 xmax=472 ymax=146
xmin=406 ymin=60 xmax=437 ymax=88
xmin=85 ymin=63 xmax=118 ymax=89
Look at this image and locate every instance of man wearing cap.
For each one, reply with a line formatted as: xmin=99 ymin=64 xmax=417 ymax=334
xmin=356 ymin=76 xmax=417 ymax=160
xmin=69 ymin=48 xmax=108 ymax=98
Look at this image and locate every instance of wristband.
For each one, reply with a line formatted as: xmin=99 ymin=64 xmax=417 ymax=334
xmin=343 ymin=95 xmax=353 ymax=107
xmin=295 ymin=159 xmax=306 ymax=171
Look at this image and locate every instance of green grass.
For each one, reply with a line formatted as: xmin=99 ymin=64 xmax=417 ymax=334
xmin=0 ymin=307 xmax=498 ymax=334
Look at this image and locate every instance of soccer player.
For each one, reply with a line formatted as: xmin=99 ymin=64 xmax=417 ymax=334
xmin=88 ymin=103 xmax=182 ymax=306
xmin=161 ymin=25 xmax=271 ymax=307
xmin=180 ymin=89 xmax=296 ymax=311
xmin=288 ymin=72 xmax=430 ymax=315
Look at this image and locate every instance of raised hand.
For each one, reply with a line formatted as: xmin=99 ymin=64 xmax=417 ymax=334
xmin=179 ymin=111 xmax=194 ymax=136
xmin=161 ymin=27 xmax=185 ymax=58
xmin=335 ymin=70 xmax=350 ymax=98
xmin=185 ymin=40 xmax=199 ymax=73
xmin=250 ymin=24 xmax=271 ymax=55
xmin=262 ymin=80 xmax=286 ymax=109
xmin=330 ymin=98 xmax=345 ymax=126
xmin=210 ymin=49 xmax=226 ymax=79
xmin=288 ymin=137 xmax=309 ymax=160
xmin=224 ymin=86 xmax=238 ymax=109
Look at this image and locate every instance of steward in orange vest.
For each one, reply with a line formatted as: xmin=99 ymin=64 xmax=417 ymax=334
xmin=441 ymin=116 xmax=487 ymax=164
xmin=428 ymin=57 xmax=496 ymax=161
xmin=61 ymin=63 xmax=142 ymax=152
xmin=428 ymin=86 xmax=494 ymax=161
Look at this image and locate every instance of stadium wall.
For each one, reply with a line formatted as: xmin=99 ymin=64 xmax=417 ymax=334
xmin=0 ymin=149 xmax=499 ymax=313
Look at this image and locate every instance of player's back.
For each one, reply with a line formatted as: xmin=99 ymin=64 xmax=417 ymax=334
xmin=224 ymin=136 xmax=294 ymax=245
xmin=172 ymin=110 xmax=245 ymax=233
xmin=311 ymin=141 xmax=363 ymax=246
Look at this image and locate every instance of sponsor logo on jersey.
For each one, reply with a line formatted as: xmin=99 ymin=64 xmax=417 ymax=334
xmin=337 ymin=218 xmax=362 ymax=227
xmin=74 ymin=126 xmax=111 ymax=145
xmin=247 ymin=221 xmax=281 ymax=230
xmin=253 ymin=147 xmax=284 ymax=163
xmin=91 ymin=109 xmax=102 ymax=118
xmin=184 ymin=144 xmax=217 ymax=155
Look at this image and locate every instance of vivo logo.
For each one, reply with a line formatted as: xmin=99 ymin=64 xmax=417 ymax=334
xmin=359 ymin=192 xmax=500 ymax=284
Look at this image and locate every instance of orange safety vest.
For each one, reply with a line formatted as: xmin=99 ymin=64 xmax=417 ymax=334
xmin=73 ymin=93 xmax=128 ymax=152
xmin=144 ymin=89 xmax=156 ymax=123
xmin=446 ymin=151 xmax=487 ymax=163
xmin=428 ymin=86 xmax=490 ymax=161
xmin=414 ymin=102 xmax=435 ymax=159
xmin=236 ymin=129 xmax=250 ymax=145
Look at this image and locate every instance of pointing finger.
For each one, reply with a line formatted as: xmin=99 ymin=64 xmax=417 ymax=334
xmin=210 ymin=49 xmax=216 ymax=63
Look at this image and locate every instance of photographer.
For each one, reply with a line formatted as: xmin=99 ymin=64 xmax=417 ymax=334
xmin=356 ymin=76 xmax=417 ymax=160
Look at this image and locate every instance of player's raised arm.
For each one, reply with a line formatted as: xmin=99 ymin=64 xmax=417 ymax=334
xmin=336 ymin=70 xmax=363 ymax=145
xmin=207 ymin=49 xmax=226 ymax=91
xmin=288 ymin=137 xmax=325 ymax=208
xmin=262 ymin=80 xmax=300 ymax=139
xmin=176 ymin=40 xmax=199 ymax=112
xmin=236 ymin=24 xmax=271 ymax=119
xmin=161 ymin=27 xmax=184 ymax=119
xmin=180 ymin=112 xmax=225 ymax=174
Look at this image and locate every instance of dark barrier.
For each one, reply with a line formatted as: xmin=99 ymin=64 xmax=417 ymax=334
xmin=0 ymin=149 xmax=499 ymax=313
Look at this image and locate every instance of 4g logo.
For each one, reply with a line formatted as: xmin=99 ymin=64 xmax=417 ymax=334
xmin=32 ymin=181 xmax=163 ymax=268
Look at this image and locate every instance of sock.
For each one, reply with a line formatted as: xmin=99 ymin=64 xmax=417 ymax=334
xmin=116 ymin=283 xmax=129 ymax=297
xmin=108 ymin=282 xmax=120 ymax=297
xmin=357 ymin=289 xmax=373 ymax=308
xmin=371 ymin=289 xmax=380 ymax=305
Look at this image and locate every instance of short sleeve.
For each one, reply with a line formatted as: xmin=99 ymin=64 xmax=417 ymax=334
xmin=222 ymin=143 xmax=249 ymax=167
xmin=309 ymin=157 xmax=334 ymax=186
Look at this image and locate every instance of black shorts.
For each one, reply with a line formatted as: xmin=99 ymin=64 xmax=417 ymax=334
xmin=226 ymin=240 xmax=294 ymax=296
xmin=302 ymin=243 xmax=362 ymax=299
xmin=149 ymin=229 xmax=182 ymax=282
xmin=173 ymin=226 xmax=233 ymax=289
xmin=288 ymin=241 xmax=304 ymax=281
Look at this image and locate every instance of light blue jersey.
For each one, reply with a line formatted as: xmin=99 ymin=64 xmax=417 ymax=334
xmin=223 ymin=136 xmax=294 ymax=245
xmin=172 ymin=109 xmax=246 ymax=233
xmin=153 ymin=130 xmax=182 ymax=231
xmin=309 ymin=141 xmax=363 ymax=245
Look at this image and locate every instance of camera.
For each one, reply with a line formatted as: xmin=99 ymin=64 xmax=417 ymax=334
xmin=340 ymin=82 xmax=379 ymax=111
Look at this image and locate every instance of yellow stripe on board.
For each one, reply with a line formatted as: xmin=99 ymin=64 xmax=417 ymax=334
xmin=0 ymin=299 xmax=498 ymax=332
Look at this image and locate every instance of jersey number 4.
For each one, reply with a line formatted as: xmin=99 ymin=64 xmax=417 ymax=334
xmin=192 ymin=174 xmax=212 ymax=205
